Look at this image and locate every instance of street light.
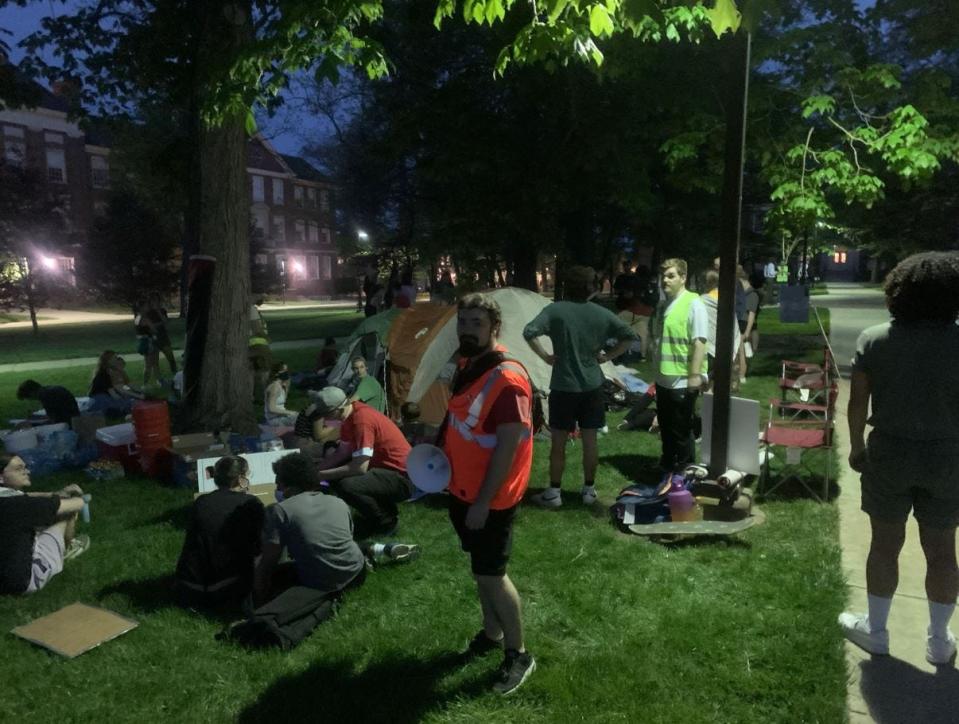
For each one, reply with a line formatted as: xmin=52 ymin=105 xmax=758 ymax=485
xmin=39 ymin=255 xmax=57 ymax=271
xmin=357 ymin=230 xmax=369 ymax=242
xmin=291 ymin=260 xmax=305 ymax=276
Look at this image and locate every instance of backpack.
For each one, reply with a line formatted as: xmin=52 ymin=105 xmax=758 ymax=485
xmin=219 ymin=586 xmax=338 ymax=650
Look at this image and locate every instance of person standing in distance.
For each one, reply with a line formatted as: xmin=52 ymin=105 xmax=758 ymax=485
xmin=652 ymin=258 xmax=708 ymax=472
xmin=445 ymin=293 xmax=536 ymax=695
xmin=523 ymin=265 xmax=636 ymax=508
xmin=839 ymin=252 xmax=959 ymax=665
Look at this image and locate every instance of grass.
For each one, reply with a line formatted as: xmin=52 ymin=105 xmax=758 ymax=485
xmin=0 ymin=308 xmax=362 ymax=365
xmin=0 ymin=310 xmax=847 ymax=722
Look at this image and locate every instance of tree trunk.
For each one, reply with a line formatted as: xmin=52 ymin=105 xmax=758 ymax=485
xmin=511 ymin=243 xmax=538 ymax=292
xmin=183 ymin=0 xmax=256 ymax=434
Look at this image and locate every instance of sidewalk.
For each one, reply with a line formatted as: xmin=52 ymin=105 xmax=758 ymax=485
xmin=0 ymin=337 xmax=329 ymax=374
xmin=0 ymin=299 xmax=358 ymax=330
xmin=834 ymin=377 xmax=959 ymax=722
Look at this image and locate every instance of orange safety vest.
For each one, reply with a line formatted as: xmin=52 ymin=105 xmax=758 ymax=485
xmin=444 ymin=357 xmax=533 ymax=510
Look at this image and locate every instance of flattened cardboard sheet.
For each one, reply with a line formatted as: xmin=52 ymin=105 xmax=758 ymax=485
xmin=11 ymin=603 xmax=138 ymax=658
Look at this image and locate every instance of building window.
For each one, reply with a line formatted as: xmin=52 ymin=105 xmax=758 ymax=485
xmin=275 ymin=255 xmax=286 ymax=275
xmin=253 ymin=208 xmax=269 ymax=235
xmin=3 ymin=125 xmax=26 ymax=167
xmin=306 ymin=187 xmax=317 ymax=208
xmin=294 ymin=186 xmax=304 ymax=208
xmin=833 ymin=251 xmax=847 ymax=264
xmin=307 ymin=221 xmax=319 ymax=243
xmin=46 ymin=148 xmax=67 ymax=183
xmin=271 ymin=214 xmax=286 ymax=242
xmin=321 ymin=255 xmax=332 ymax=280
xmin=294 ymin=220 xmax=306 ymax=243
xmin=308 ymin=255 xmax=320 ymax=280
xmin=320 ymin=189 xmax=330 ymax=212
xmin=322 ymin=227 xmax=332 ymax=245
xmin=44 ymin=132 xmax=65 ymax=145
xmin=93 ymin=200 xmax=108 ymax=218
xmin=254 ymin=254 xmax=268 ymax=265
xmin=90 ymin=155 xmax=109 ymax=188
xmin=252 ymin=175 xmax=265 ymax=203
xmin=272 ymin=178 xmax=284 ymax=205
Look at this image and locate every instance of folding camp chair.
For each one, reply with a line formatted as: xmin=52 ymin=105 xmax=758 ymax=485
xmin=758 ymin=396 xmax=835 ymax=502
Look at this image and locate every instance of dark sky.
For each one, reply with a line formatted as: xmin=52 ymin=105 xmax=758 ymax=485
xmin=0 ymin=0 xmax=318 ymax=156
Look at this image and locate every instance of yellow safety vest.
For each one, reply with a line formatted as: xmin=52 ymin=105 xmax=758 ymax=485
xmin=659 ymin=290 xmax=707 ymax=377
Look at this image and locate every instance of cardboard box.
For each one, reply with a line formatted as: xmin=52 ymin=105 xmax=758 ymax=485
xmin=167 ymin=437 xmax=227 ymax=488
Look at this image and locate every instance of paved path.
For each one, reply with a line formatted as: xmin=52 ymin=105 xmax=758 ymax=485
xmin=0 ymin=336 xmax=331 ymax=374
xmin=822 ymin=284 xmax=959 ymax=722
xmin=0 ymin=299 xmax=358 ymax=330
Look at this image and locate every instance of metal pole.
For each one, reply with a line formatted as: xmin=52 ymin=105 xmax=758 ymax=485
xmin=710 ymin=28 xmax=752 ymax=477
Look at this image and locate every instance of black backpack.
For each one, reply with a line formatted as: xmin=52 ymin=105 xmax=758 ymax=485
xmin=220 ymin=586 xmax=338 ymax=650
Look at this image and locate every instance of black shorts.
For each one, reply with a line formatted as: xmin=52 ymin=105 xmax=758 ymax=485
xmin=549 ymin=387 xmax=605 ymax=431
xmin=448 ymin=496 xmax=517 ymax=577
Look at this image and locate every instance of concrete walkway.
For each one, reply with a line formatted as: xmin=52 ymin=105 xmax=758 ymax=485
xmin=0 ymin=336 xmax=330 ymax=374
xmin=820 ymin=286 xmax=959 ymax=722
xmin=0 ymin=299 xmax=358 ymax=330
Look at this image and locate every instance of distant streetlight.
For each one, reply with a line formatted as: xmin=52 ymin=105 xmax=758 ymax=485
xmin=357 ymin=230 xmax=369 ymax=241
xmin=291 ymin=260 xmax=305 ymax=276
xmin=40 ymin=255 xmax=57 ymax=271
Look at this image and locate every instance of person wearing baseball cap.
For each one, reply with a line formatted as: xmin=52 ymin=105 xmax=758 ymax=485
xmin=311 ymin=386 xmax=413 ymax=537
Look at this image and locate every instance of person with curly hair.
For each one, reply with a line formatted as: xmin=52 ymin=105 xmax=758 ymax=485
xmin=839 ymin=251 xmax=959 ymax=666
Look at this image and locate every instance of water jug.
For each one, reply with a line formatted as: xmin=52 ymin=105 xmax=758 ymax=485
xmin=668 ymin=474 xmax=701 ymax=522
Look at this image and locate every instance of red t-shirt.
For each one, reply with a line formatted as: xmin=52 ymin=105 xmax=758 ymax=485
xmin=340 ymin=401 xmax=411 ymax=473
xmin=481 ymin=385 xmax=532 ymax=433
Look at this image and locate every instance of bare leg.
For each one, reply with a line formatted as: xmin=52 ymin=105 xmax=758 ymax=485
xmin=866 ymin=517 xmax=907 ymax=598
xmin=549 ymin=429 xmax=568 ymax=486
xmin=475 ymin=574 xmax=524 ymax=652
xmin=918 ymin=524 xmax=959 ymax=605
xmin=477 ymin=585 xmax=504 ymax=641
xmin=580 ymin=428 xmax=598 ymax=482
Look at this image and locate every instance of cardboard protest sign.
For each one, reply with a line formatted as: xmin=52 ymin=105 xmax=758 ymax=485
xmin=11 ymin=603 xmax=138 ymax=658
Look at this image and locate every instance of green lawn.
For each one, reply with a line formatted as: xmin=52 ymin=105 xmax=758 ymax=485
xmin=0 ymin=311 xmax=846 ymax=722
xmin=0 ymin=308 xmax=362 ymax=365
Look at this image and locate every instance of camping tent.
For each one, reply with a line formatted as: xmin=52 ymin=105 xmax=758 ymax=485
xmin=329 ymin=287 xmax=620 ymax=426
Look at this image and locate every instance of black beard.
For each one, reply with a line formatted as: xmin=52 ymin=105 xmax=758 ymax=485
xmin=458 ymin=337 xmax=483 ymax=357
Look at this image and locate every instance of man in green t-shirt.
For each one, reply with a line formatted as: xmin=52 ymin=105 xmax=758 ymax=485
xmin=523 ymin=266 xmax=636 ymax=508
xmin=348 ymin=357 xmax=386 ymax=413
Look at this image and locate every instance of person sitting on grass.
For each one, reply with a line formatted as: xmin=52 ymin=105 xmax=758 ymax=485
xmin=348 ymin=356 xmax=385 ymax=413
xmin=0 ymin=453 xmax=90 ymax=595
xmin=311 ymin=386 xmax=415 ymax=538
xmin=174 ymin=456 xmax=265 ymax=610
xmin=839 ymin=251 xmax=959 ymax=666
xmin=290 ymin=389 xmax=347 ymax=465
xmin=16 ymin=379 xmax=79 ymax=425
xmin=88 ymin=350 xmax=143 ymax=416
xmin=264 ymin=362 xmax=297 ymax=427
xmin=252 ymin=453 xmax=418 ymax=607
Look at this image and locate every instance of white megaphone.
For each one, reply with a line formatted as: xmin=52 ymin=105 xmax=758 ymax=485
xmin=406 ymin=444 xmax=451 ymax=494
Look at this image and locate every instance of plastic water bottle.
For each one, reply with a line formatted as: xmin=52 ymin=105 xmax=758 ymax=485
xmin=81 ymin=494 xmax=92 ymax=523
xmin=668 ymin=475 xmax=700 ymax=522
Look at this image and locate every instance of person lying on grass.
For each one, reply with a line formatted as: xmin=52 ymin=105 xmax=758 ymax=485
xmin=252 ymin=453 xmax=418 ymax=608
xmin=174 ymin=455 xmax=265 ymax=611
xmin=0 ymin=453 xmax=90 ymax=595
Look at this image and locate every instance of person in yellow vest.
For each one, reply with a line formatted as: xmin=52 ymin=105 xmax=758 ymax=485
xmin=444 ymin=293 xmax=536 ymax=695
xmin=248 ymin=299 xmax=272 ymax=402
xmin=653 ymin=258 xmax=708 ymax=471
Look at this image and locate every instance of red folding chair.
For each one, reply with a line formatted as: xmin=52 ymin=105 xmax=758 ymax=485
xmin=758 ymin=396 xmax=835 ymax=502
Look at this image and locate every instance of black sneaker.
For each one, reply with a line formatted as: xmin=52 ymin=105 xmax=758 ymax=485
xmin=493 ymin=649 xmax=536 ymax=695
xmin=461 ymin=629 xmax=503 ymax=659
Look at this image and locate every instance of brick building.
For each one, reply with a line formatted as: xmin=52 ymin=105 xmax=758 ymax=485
xmin=0 ymin=62 xmax=337 ymax=295
xmin=247 ymin=136 xmax=338 ymax=295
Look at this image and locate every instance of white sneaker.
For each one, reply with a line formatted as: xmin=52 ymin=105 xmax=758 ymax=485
xmin=581 ymin=487 xmax=598 ymax=505
xmin=838 ymin=612 xmax=889 ymax=655
xmin=927 ymin=628 xmax=957 ymax=665
xmin=531 ymin=489 xmax=562 ymax=508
